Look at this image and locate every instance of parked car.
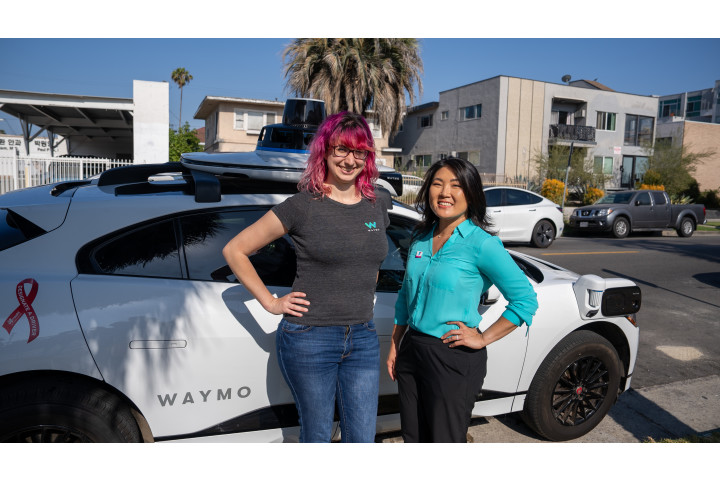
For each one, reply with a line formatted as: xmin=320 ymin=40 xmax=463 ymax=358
xmin=0 ymin=160 xmax=641 ymax=443
xmin=483 ymin=186 xmax=565 ymax=248
xmin=401 ymin=174 xmax=424 ymax=195
xmin=569 ymin=190 xmax=706 ymax=238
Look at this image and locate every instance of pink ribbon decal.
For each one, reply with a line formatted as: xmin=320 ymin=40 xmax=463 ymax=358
xmin=3 ymin=278 xmax=40 ymax=343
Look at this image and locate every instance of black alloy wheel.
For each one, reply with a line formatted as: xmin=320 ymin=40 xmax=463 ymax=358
xmin=531 ymin=220 xmax=555 ymax=248
xmin=550 ymin=355 xmax=611 ymax=427
xmin=523 ymin=331 xmax=622 ymax=441
xmin=3 ymin=425 xmax=93 ymax=443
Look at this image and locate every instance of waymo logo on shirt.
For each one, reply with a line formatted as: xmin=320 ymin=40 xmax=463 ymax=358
xmin=364 ymin=221 xmax=380 ymax=232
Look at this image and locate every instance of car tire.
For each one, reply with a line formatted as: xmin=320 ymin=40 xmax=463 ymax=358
xmin=676 ymin=217 xmax=694 ymax=237
xmin=522 ymin=330 xmax=622 ymax=442
xmin=531 ymin=220 xmax=555 ymax=248
xmin=0 ymin=377 xmax=142 ymax=442
xmin=612 ymin=217 xmax=630 ymax=239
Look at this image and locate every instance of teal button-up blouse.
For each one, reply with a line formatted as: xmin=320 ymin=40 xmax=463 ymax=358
xmin=394 ymin=219 xmax=538 ymax=338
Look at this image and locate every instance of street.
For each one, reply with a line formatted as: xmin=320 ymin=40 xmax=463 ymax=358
xmin=508 ymin=233 xmax=720 ymax=390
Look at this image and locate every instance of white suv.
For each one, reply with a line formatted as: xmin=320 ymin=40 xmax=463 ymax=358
xmin=0 ymin=161 xmax=640 ymax=442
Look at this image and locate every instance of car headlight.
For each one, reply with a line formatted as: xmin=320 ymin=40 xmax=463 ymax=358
xmin=597 ymin=208 xmax=612 ymax=216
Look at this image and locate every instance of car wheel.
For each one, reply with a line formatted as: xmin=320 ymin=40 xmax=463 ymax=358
xmin=0 ymin=378 xmax=142 ymax=442
xmin=612 ymin=217 xmax=630 ymax=239
xmin=522 ymin=330 xmax=622 ymax=442
xmin=677 ymin=217 xmax=694 ymax=237
xmin=531 ymin=220 xmax=555 ymax=248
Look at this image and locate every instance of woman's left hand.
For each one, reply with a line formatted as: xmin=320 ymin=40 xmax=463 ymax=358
xmin=441 ymin=321 xmax=486 ymax=350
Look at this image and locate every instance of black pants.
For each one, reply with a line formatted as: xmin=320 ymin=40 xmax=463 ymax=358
xmin=396 ymin=328 xmax=488 ymax=443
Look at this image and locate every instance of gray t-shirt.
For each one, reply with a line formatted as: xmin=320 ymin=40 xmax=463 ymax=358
xmin=272 ymin=190 xmax=390 ymax=326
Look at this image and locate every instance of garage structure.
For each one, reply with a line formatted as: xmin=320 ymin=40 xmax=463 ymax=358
xmin=0 ymin=80 xmax=169 ymax=163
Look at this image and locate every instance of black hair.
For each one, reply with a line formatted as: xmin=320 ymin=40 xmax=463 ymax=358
xmin=413 ymin=157 xmax=492 ymax=240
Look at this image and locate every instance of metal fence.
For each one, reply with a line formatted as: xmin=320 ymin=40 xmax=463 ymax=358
xmin=0 ymin=154 xmax=132 ymax=195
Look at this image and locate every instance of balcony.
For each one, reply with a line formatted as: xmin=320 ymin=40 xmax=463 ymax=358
xmin=548 ymin=124 xmax=596 ymax=145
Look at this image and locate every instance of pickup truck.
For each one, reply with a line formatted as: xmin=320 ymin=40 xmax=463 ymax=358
xmin=569 ymin=190 xmax=706 ymax=238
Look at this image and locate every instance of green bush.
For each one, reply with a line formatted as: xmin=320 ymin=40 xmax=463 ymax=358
xmin=698 ymin=189 xmax=720 ymax=209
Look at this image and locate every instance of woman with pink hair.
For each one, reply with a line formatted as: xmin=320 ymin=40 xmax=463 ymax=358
xmin=223 ymin=111 xmax=390 ymax=442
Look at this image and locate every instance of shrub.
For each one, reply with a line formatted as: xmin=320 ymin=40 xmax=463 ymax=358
xmin=670 ymin=194 xmax=693 ymax=205
xmin=583 ymin=187 xmax=604 ymax=205
xmin=638 ymin=184 xmax=665 ymax=191
xmin=541 ymin=179 xmax=566 ymax=205
xmin=697 ymin=189 xmax=720 ymax=209
xmin=643 ymin=169 xmax=663 ymax=186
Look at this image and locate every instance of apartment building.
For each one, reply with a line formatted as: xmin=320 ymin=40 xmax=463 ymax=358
xmin=390 ymin=75 xmax=659 ymax=189
xmin=657 ymin=80 xmax=720 ymax=124
xmin=193 ymin=96 xmax=399 ymax=165
xmin=655 ymin=80 xmax=720 ymax=191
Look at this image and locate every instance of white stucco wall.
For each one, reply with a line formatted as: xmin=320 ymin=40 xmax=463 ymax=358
xmin=133 ymin=80 xmax=169 ymax=164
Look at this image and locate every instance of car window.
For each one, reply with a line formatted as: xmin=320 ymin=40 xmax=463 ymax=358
xmin=90 ymin=219 xmax=182 ymax=278
xmin=377 ymin=214 xmax=416 ymax=293
xmin=651 ymin=191 xmax=667 ymax=205
xmin=181 ymin=209 xmax=296 ymax=287
xmin=485 ymin=189 xmax=503 ymax=207
xmin=506 ymin=189 xmax=542 ymax=206
xmin=597 ymin=192 xmax=633 ymax=204
xmin=635 ymin=192 xmax=651 ymax=206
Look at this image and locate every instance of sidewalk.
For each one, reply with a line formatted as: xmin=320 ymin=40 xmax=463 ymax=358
xmin=379 ymin=374 xmax=720 ymax=443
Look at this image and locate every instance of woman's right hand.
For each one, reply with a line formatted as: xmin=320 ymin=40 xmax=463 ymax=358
xmin=386 ymin=324 xmax=407 ymax=381
xmin=265 ymin=291 xmax=310 ymax=317
xmin=386 ymin=347 xmax=398 ymax=381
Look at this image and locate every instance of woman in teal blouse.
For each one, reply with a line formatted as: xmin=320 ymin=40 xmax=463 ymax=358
xmin=387 ymin=157 xmax=538 ymax=442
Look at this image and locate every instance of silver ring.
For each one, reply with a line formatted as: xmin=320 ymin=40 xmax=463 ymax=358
xmin=454 ymin=335 xmax=458 ymax=340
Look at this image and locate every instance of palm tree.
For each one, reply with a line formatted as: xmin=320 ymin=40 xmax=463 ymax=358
xmin=283 ymin=39 xmax=423 ymax=139
xmin=171 ymin=67 xmax=193 ymax=129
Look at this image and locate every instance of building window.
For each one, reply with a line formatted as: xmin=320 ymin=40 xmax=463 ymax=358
xmin=418 ymin=115 xmax=433 ymax=128
xmin=438 ymin=152 xmax=449 ymax=160
xmin=624 ymin=114 xmax=654 ymax=147
xmin=461 ymin=104 xmax=482 ymax=120
xmin=596 ymin=111 xmax=616 ymax=131
xmin=659 ymin=98 xmax=680 ymax=118
xmin=656 ymin=137 xmax=672 ymax=148
xmin=593 ymin=156 xmax=613 ymax=175
xmin=235 ymin=110 xmax=276 ymax=133
xmin=686 ymin=95 xmax=701 ymax=117
xmin=441 ymin=111 xmax=449 ymax=121
xmin=414 ymin=154 xmax=432 ymax=167
xmin=368 ymin=119 xmax=382 ymax=138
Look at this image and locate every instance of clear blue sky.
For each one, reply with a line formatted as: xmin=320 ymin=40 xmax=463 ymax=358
xmin=2 ymin=8 xmax=719 ymax=135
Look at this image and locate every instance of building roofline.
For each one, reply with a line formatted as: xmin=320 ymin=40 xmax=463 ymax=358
xmin=437 ymin=75 xmax=656 ymax=99
xmin=0 ymin=88 xmax=134 ymax=109
xmin=194 ymin=96 xmax=285 ymax=119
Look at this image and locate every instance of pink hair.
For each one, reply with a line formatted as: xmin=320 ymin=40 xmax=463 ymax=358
xmin=298 ymin=111 xmax=378 ymax=201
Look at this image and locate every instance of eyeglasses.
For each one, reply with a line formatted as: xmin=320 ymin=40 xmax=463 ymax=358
xmin=331 ymin=145 xmax=370 ymax=161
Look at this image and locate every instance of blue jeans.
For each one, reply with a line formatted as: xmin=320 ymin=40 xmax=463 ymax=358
xmin=276 ymin=318 xmax=380 ymax=443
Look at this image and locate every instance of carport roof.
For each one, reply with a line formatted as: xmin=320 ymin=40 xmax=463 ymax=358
xmin=0 ymin=89 xmax=134 ymax=142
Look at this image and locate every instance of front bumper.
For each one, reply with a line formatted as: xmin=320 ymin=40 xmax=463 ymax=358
xmin=569 ymin=215 xmax=612 ymax=231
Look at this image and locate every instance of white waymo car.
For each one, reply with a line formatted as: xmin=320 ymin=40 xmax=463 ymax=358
xmin=0 ymin=99 xmax=640 ymax=443
xmin=0 ymin=161 xmax=640 ymax=443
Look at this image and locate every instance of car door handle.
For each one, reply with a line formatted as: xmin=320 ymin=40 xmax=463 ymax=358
xmin=528 ymin=209 xmax=536 ymax=211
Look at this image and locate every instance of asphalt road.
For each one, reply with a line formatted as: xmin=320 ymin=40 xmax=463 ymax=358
xmin=507 ymin=232 xmax=720 ymax=389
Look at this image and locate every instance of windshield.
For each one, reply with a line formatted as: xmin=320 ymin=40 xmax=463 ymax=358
xmin=596 ymin=192 xmax=633 ymax=205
